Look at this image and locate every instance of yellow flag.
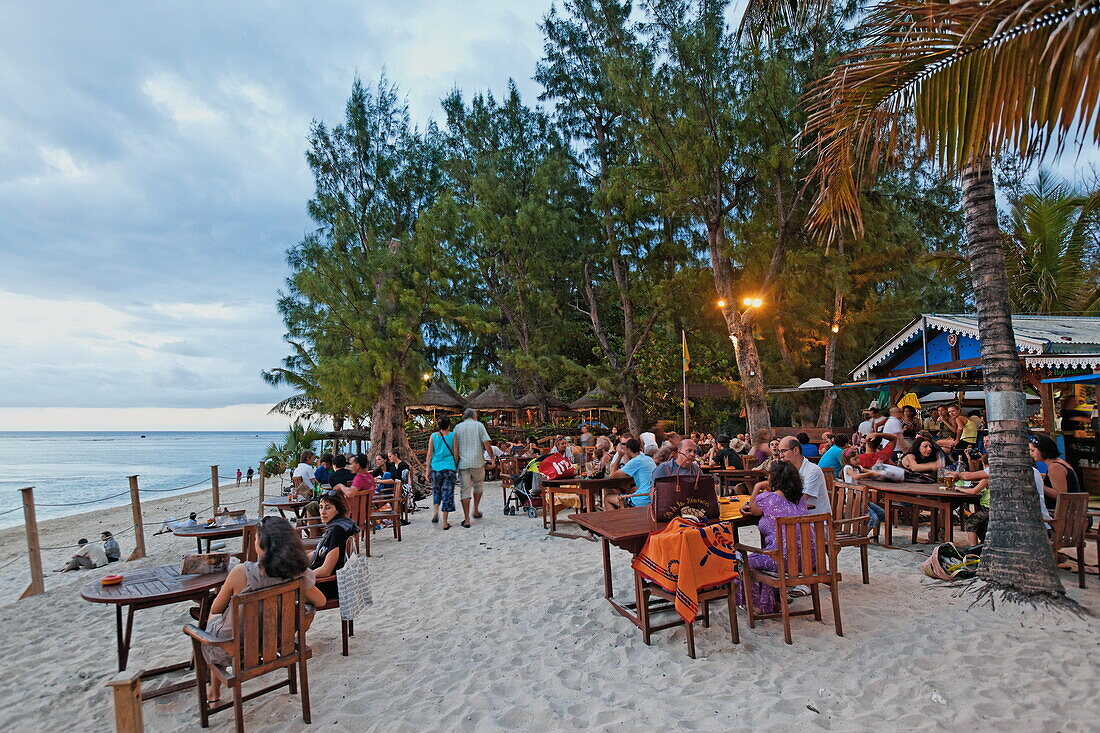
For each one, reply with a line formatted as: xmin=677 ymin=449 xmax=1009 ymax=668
xmin=682 ymin=330 xmax=690 ymax=372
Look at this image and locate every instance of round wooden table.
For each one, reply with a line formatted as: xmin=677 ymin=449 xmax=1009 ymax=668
xmin=81 ymin=564 xmax=228 ymax=699
xmin=173 ymin=518 xmax=260 ymax=553
xmin=262 ymin=496 xmax=313 ymax=519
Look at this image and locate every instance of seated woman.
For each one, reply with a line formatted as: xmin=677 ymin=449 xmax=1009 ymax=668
xmin=900 ymin=437 xmax=944 ymax=478
xmin=735 ymin=462 xmax=808 ymax=614
xmin=1031 ymin=434 xmax=1080 ymax=507
xmin=202 ymin=516 xmax=327 ymax=704
xmin=371 ymin=454 xmax=402 ymax=498
xmin=309 ymin=491 xmax=360 ymax=600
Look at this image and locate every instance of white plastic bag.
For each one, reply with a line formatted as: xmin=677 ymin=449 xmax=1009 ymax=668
xmin=335 ymin=552 xmax=372 ymax=620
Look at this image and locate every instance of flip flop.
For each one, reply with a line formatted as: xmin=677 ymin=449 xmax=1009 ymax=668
xmin=442 ymin=524 xmax=451 ymax=530
xmin=431 ymin=517 xmax=439 ymax=524
xmin=461 ymin=521 xmax=471 ymax=529
xmin=473 ymin=512 xmax=483 ymax=519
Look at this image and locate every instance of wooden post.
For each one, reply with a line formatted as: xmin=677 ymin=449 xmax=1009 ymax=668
xmin=18 ymin=487 xmax=45 ymax=599
xmin=126 ymin=476 xmax=146 ymax=561
xmin=107 ymin=670 xmax=144 ymax=732
xmin=210 ymin=465 xmax=220 ymax=512
xmin=257 ymin=460 xmax=266 ymax=517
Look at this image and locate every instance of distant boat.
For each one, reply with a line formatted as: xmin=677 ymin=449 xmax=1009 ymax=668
xmin=140 ymin=435 xmax=146 ymax=438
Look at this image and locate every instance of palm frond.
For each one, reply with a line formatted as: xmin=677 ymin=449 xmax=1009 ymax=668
xmin=737 ymin=0 xmax=833 ymax=39
xmin=805 ymin=0 xmax=1100 ymax=239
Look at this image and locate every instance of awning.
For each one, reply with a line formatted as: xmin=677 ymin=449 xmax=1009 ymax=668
xmin=769 ymin=365 xmax=982 ymax=394
xmin=1040 ymin=373 xmax=1100 ymax=385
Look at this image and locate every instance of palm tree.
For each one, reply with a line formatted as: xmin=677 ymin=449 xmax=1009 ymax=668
xmin=263 ymin=421 xmax=324 ymax=477
xmin=926 ymin=172 xmax=1100 ymax=315
xmin=747 ymin=0 xmax=1099 ymax=606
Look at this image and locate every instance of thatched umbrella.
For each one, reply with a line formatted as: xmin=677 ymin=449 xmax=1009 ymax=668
xmin=465 ymin=386 xmax=486 ymax=404
xmin=466 ymin=384 xmax=520 ymax=411
xmin=517 ymin=392 xmax=569 ymax=409
xmin=407 ymin=379 xmax=466 ymax=411
xmin=568 ymin=389 xmax=620 ymax=410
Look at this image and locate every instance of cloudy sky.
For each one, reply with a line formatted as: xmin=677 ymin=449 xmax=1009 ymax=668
xmin=1 ymin=0 xmax=549 ymax=429
xmin=3 ymin=2 xmax=1096 ymax=431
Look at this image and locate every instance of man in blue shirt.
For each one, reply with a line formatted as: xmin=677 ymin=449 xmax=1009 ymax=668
xmin=817 ymin=434 xmax=848 ymax=477
xmin=607 ymin=438 xmax=657 ymax=508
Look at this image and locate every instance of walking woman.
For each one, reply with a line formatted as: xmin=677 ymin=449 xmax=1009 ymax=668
xmin=425 ymin=416 xmax=459 ymax=530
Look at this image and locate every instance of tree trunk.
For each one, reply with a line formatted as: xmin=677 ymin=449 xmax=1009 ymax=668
xmin=370 ymin=376 xmax=422 ymax=473
xmin=707 ymin=221 xmax=772 ymax=437
xmin=961 ymin=159 xmax=1071 ymax=606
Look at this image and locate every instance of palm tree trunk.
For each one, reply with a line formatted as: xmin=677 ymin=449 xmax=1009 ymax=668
xmin=961 ymin=159 xmax=1072 ymax=606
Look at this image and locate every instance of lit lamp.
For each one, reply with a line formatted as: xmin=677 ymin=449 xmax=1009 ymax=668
xmin=716 ymin=299 xmax=727 ymax=308
xmin=422 ymin=372 xmax=432 ymax=381
xmin=831 ymin=324 xmax=840 ymax=333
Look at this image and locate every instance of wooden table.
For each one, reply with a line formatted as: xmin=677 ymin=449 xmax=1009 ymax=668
xmin=570 ymin=507 xmax=757 ymax=633
xmin=861 ymin=480 xmax=979 ymax=548
xmin=542 ymin=477 xmax=634 ymax=538
xmin=81 ymin=565 xmax=228 ymax=699
xmin=173 ymin=519 xmax=259 ymax=553
xmin=263 ymin=496 xmax=312 ymax=519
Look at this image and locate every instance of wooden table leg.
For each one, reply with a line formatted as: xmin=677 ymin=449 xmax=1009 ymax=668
xmin=116 ymin=605 xmax=126 ymax=671
xmin=601 ymin=538 xmax=613 ymax=599
xmin=884 ymin=497 xmax=894 ymax=548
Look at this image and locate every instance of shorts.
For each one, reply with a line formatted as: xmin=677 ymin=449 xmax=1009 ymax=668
xmin=431 ymin=469 xmax=457 ymax=513
xmin=964 ymin=507 xmax=989 ymax=540
xmin=458 ymin=467 xmax=485 ymax=500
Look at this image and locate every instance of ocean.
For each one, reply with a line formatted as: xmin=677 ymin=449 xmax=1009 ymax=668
xmin=0 ymin=431 xmax=284 ymax=530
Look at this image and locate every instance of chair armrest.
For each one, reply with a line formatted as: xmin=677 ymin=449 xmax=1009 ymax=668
xmin=183 ymin=623 xmax=231 ymax=646
xmin=835 ymin=515 xmax=871 ymax=532
xmin=733 ymin=541 xmax=765 ymax=554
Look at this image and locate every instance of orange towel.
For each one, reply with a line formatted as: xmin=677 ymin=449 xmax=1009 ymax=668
xmin=632 ymin=517 xmax=739 ymax=624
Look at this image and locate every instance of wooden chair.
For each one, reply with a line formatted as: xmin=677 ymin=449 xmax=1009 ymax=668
xmin=239 ymin=523 xmax=259 ymax=562
xmin=184 ymin=579 xmax=311 ymax=733
xmin=364 ymin=488 xmax=403 ymax=557
xmin=639 ymin=577 xmax=739 ymax=659
xmin=831 ymin=482 xmax=873 ymax=584
xmin=735 ymin=513 xmax=843 ymax=644
xmin=313 ymin=537 xmax=357 ymax=656
xmin=1050 ymin=492 xmax=1089 ymax=588
xmin=349 ymin=488 xmax=372 ymax=555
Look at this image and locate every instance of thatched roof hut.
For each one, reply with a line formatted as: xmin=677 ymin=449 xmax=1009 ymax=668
xmin=517 ymin=392 xmax=570 ymax=410
xmin=466 ymin=384 xmax=520 ymax=411
xmin=407 ymin=378 xmax=465 ymax=410
xmin=569 ymin=389 xmax=621 ymax=411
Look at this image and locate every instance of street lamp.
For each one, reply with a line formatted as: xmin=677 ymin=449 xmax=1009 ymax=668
xmin=742 ymin=297 xmax=763 ymax=309
xmin=716 ymin=299 xmax=727 ymax=308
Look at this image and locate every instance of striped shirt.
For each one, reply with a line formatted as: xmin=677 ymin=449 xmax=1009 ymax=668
xmin=452 ymin=418 xmax=490 ymax=469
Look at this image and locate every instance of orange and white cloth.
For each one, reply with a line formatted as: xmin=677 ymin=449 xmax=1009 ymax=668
xmin=632 ymin=517 xmax=739 ymax=623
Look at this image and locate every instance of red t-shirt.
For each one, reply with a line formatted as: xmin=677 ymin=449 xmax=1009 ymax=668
xmin=858 ymin=447 xmax=894 ymax=468
xmin=351 ymin=472 xmax=376 ymax=493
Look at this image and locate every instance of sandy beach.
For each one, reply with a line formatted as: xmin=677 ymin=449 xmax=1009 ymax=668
xmin=1 ymin=481 xmax=1097 ymax=732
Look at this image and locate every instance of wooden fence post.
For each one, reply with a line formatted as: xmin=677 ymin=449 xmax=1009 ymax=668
xmin=126 ymin=476 xmax=146 ymax=561
xmin=107 ymin=670 xmax=144 ymax=732
xmin=210 ymin=465 xmax=220 ymax=512
xmin=18 ymin=487 xmax=45 ymax=599
xmin=257 ymin=460 xmax=266 ymax=517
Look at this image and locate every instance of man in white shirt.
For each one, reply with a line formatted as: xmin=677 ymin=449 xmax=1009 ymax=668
xmin=881 ymin=407 xmax=905 ymax=439
xmin=291 ymin=451 xmax=316 ymax=497
xmin=857 ymin=408 xmax=879 ymax=437
xmin=779 ymin=436 xmax=831 ymax=515
xmin=639 ymin=430 xmax=658 ymax=452
xmin=454 ymin=408 xmax=494 ymax=523
xmin=60 ymin=538 xmax=108 ymax=571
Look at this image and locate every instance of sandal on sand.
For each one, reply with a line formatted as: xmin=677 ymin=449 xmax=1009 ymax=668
xmin=473 ymin=512 xmax=483 ymax=519
xmin=442 ymin=524 xmax=451 ymax=530
xmin=461 ymin=521 xmax=472 ymax=529
xmin=431 ymin=517 xmax=439 ymax=524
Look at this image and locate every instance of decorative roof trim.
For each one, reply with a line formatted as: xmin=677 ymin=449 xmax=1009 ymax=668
xmin=1023 ymin=355 xmax=1100 ymax=370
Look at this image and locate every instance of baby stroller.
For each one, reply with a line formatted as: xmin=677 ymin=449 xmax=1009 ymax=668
xmin=504 ymin=457 xmax=544 ymax=518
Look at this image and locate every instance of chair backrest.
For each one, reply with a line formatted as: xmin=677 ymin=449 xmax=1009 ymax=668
xmin=832 ymin=482 xmax=870 ymax=535
xmin=228 ymin=578 xmax=305 ymax=683
xmin=823 ymin=471 xmax=836 ymax=506
xmin=773 ymin=513 xmax=838 ymax=584
xmin=742 ymin=455 xmax=758 ymax=471
xmin=240 ymin=523 xmax=259 ymax=562
xmin=351 ymin=489 xmax=372 ymax=529
xmin=1051 ymin=492 xmax=1089 ymax=548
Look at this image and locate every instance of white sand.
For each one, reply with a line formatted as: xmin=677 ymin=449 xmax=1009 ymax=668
xmin=1 ymin=481 xmax=1097 ymax=732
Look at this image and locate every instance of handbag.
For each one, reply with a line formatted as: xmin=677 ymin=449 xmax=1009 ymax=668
xmin=335 ymin=552 xmax=373 ymax=620
xmin=650 ymin=470 xmax=719 ymax=523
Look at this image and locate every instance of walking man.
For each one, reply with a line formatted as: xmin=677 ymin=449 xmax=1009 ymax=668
xmin=453 ymin=408 xmax=495 ymax=527
xmin=246 ymin=467 xmax=254 ymax=485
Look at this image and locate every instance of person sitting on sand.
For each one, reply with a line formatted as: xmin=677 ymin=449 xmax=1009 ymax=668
xmin=735 ymin=462 xmax=809 ymax=614
xmin=59 ymin=538 xmax=108 ymax=572
xmin=101 ymin=531 xmax=120 ymax=563
xmin=155 ymin=512 xmax=199 ymax=535
xmin=201 ymin=516 xmax=327 ymax=705
xmin=309 ymin=492 xmax=359 ymax=600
